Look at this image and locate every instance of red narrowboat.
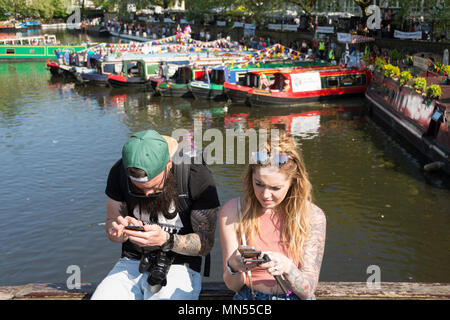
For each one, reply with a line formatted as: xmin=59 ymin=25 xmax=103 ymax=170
xmin=247 ymin=66 xmax=372 ymax=107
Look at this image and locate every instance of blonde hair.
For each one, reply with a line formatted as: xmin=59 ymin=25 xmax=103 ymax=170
xmin=238 ymin=130 xmax=312 ymax=266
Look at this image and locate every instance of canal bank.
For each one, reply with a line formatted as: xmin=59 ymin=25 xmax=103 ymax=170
xmin=1 ymin=282 xmax=449 ymax=300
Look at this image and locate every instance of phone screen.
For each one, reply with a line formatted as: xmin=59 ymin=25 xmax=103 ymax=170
xmin=125 ymin=226 xmax=145 ymax=231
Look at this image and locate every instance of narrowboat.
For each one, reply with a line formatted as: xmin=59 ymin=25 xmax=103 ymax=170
xmin=157 ymin=65 xmax=209 ymax=98
xmin=0 ymin=34 xmax=87 ymax=61
xmin=189 ymin=61 xmax=325 ymax=101
xmin=365 ymin=69 xmax=450 ymax=175
xmin=224 ymin=64 xmax=339 ymax=105
xmin=107 ymin=58 xmax=162 ymax=89
xmin=79 ymin=55 xmax=123 ymax=86
xmin=248 ymin=66 xmax=372 ymax=107
xmin=46 ymin=61 xmax=79 ymax=80
xmin=148 ymin=61 xmax=191 ymax=92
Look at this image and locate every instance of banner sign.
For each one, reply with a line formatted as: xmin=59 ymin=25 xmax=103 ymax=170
xmin=233 ymin=22 xmax=244 ymax=28
xmin=394 ymin=30 xmax=422 ymax=39
xmin=217 ymin=21 xmax=226 ymax=26
xmin=164 ymin=18 xmax=175 ymax=24
xmin=268 ymin=24 xmax=282 ymax=30
xmin=317 ymin=26 xmax=334 ymax=34
xmin=282 ymin=24 xmax=298 ymax=31
xmin=291 ymin=72 xmax=322 ymax=92
xmin=337 ymin=33 xmax=352 ymax=43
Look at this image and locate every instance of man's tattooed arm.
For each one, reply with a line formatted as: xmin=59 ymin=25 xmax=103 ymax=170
xmin=283 ymin=205 xmax=326 ymax=299
xmin=172 ymin=208 xmax=219 ymax=256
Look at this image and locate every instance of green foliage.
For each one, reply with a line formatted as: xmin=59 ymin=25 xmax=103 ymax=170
xmin=390 ymin=49 xmax=399 ymax=62
xmin=399 ymin=71 xmax=412 ymax=86
xmin=0 ymin=0 xmax=69 ymax=19
xmin=374 ymin=57 xmax=386 ymax=72
xmin=383 ymin=64 xmax=400 ymax=79
xmin=442 ymin=65 xmax=450 ymax=75
xmin=361 ymin=54 xmax=370 ymax=65
xmin=413 ymin=77 xmax=427 ymax=92
xmin=426 ymin=84 xmax=442 ymax=99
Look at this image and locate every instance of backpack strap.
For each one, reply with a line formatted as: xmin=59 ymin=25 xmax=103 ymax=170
xmin=175 ymin=162 xmax=211 ymax=277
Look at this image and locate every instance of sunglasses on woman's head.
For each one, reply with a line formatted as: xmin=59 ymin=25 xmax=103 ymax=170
xmin=251 ymin=152 xmax=290 ymax=166
xmin=126 ymin=168 xmax=167 ymax=198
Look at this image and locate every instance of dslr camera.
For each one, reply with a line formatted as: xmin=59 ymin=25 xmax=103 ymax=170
xmin=139 ymin=246 xmax=175 ymax=289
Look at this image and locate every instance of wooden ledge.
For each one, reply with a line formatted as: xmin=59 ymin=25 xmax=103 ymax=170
xmin=0 ymin=282 xmax=449 ymax=300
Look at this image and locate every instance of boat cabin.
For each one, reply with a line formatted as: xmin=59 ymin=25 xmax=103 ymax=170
xmin=170 ymin=65 xmax=207 ymax=84
xmin=117 ymin=59 xmax=160 ymax=80
xmin=0 ymin=34 xmax=58 ymax=45
xmin=265 ymin=67 xmax=369 ymax=93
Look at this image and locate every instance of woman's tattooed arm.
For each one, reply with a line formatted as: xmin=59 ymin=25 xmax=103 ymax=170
xmin=172 ymin=207 xmax=219 ymax=256
xmin=283 ymin=205 xmax=326 ymax=299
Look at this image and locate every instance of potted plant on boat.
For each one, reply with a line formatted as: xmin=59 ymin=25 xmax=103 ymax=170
xmin=443 ymin=66 xmax=450 ymax=85
xmin=384 ymin=64 xmax=400 ymax=81
xmin=399 ymin=71 xmax=413 ymax=87
xmin=426 ymin=84 xmax=442 ymax=100
xmin=374 ymin=57 xmax=386 ymax=76
xmin=413 ymin=77 xmax=427 ymax=94
xmin=390 ymin=49 xmax=399 ymax=66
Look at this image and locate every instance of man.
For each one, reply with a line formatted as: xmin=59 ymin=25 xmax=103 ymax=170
xmin=91 ymin=130 xmax=220 ymax=300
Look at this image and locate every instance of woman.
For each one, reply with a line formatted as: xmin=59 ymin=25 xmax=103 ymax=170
xmin=219 ymin=131 xmax=326 ymax=300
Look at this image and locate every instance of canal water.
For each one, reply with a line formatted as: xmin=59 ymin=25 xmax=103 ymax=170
xmin=0 ymin=31 xmax=449 ymax=287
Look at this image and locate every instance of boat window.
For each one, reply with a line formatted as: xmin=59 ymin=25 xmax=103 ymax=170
xmin=127 ymin=62 xmax=139 ymax=77
xmin=6 ymin=48 xmax=15 ymax=54
xmin=270 ymin=73 xmax=285 ymax=91
xmin=340 ymin=76 xmax=354 ymax=86
xmin=237 ymin=72 xmax=246 ymax=84
xmin=216 ymin=70 xmax=225 ymax=84
xmin=327 ymin=76 xmax=338 ymax=88
xmin=103 ymin=64 xmax=115 ymax=74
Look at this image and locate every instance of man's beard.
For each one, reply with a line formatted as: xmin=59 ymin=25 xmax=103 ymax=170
xmin=129 ymin=171 xmax=179 ymax=223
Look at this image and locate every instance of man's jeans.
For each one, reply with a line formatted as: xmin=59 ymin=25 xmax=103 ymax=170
xmin=91 ymin=257 xmax=202 ymax=300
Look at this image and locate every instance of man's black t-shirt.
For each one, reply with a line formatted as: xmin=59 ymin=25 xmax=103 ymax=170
xmin=105 ymin=159 xmax=220 ymax=273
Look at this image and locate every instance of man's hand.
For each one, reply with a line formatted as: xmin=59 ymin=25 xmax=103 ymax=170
xmin=123 ymin=223 xmax=167 ymax=248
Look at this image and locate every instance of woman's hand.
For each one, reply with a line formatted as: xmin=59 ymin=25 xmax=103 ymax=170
xmin=227 ymin=248 xmax=259 ymax=273
xmin=123 ymin=223 xmax=167 ymax=248
xmin=258 ymin=251 xmax=294 ymax=277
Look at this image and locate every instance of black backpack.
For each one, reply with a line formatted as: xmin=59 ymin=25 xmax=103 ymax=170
xmin=175 ymin=162 xmax=211 ymax=277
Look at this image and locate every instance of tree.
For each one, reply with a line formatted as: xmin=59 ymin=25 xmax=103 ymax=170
xmin=353 ymin=0 xmax=371 ymax=19
xmin=285 ymin=0 xmax=317 ymax=14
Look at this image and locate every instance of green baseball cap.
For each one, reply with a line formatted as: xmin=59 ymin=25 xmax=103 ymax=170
xmin=122 ymin=130 xmax=178 ymax=182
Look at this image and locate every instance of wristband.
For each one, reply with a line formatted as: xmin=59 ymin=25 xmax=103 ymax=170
xmin=161 ymin=232 xmax=174 ymax=251
xmin=226 ymin=260 xmax=240 ymax=275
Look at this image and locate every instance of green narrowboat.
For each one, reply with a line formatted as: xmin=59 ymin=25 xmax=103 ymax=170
xmin=107 ymin=58 xmax=161 ymax=89
xmin=0 ymin=35 xmax=87 ymax=61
